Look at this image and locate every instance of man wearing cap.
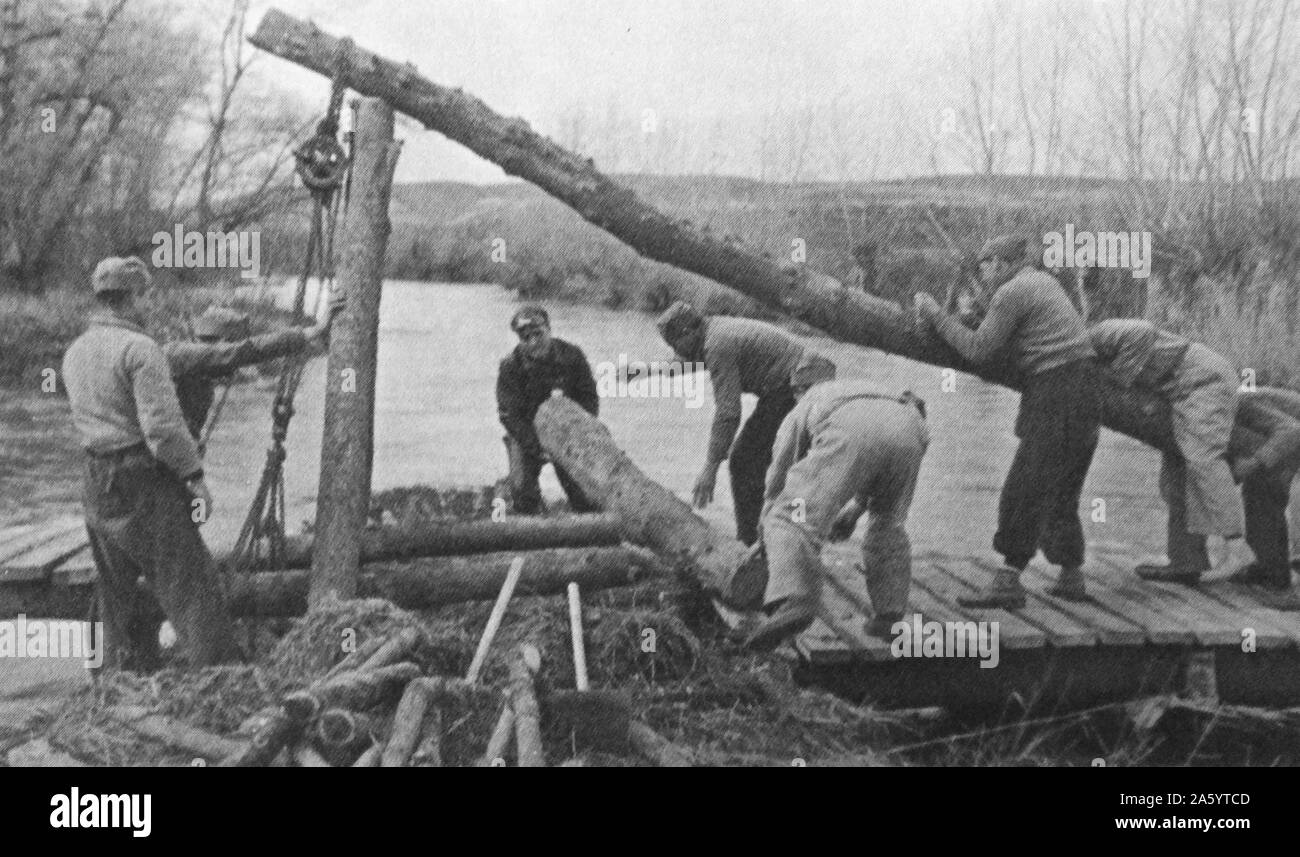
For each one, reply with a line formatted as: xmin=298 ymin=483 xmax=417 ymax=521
xmin=166 ymin=298 xmax=344 ymax=443
xmin=915 ymin=235 xmax=1100 ymax=607
xmin=1087 ymin=319 xmax=1251 ymax=583
xmin=496 ymin=305 xmax=599 ymax=514
xmin=656 ymin=300 xmax=807 ymax=546
xmin=62 ymin=257 xmax=240 ymax=670
xmin=741 ymin=354 xmax=930 ymax=649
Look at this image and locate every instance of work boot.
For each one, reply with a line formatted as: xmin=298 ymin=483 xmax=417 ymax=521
xmin=1229 ymin=562 xmax=1291 ymax=590
xmin=1046 ymin=565 xmax=1088 ymax=601
xmin=864 ymin=612 xmax=905 ymax=640
xmin=722 ymin=543 xmax=768 ymax=612
xmin=957 ymin=566 xmax=1026 ymax=609
xmin=1135 ymin=562 xmax=1202 ymax=586
xmin=742 ymin=597 xmax=817 ymax=652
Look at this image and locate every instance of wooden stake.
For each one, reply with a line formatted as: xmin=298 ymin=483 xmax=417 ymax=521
xmin=510 ymin=644 xmax=545 ymax=768
xmin=466 ymin=556 xmax=525 ymax=684
xmin=309 ymin=96 xmax=402 ymax=609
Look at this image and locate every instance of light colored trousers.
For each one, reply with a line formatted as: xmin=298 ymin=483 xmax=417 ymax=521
xmin=1161 ymin=343 xmax=1245 ymax=538
xmin=761 ymin=398 xmax=928 ymax=615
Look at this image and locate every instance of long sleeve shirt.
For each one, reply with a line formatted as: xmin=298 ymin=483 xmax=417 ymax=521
xmin=930 ymin=266 xmax=1093 ymax=377
xmin=164 ymin=329 xmax=310 ymax=439
xmin=702 ymin=317 xmax=806 ymax=464
xmin=496 ymin=338 xmax=598 ymax=458
xmin=1087 ymin=319 xmax=1189 ymax=390
xmin=62 ymin=309 xmax=203 ymax=480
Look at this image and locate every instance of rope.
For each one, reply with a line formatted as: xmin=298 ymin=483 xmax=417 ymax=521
xmin=227 ymin=52 xmax=352 ymax=579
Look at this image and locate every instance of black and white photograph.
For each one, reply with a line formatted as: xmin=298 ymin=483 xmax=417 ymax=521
xmin=0 ymin=0 xmax=1297 ymax=810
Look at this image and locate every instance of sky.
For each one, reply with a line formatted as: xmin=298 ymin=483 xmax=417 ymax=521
xmin=243 ymin=0 xmax=970 ymax=184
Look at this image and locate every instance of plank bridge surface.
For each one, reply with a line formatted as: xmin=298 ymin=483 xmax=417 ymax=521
xmin=788 ymin=543 xmax=1299 ymax=664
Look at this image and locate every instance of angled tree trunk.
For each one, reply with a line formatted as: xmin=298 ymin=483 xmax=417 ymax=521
xmin=534 ymin=396 xmax=747 ymax=594
xmin=249 ymin=8 xmax=1286 ymax=458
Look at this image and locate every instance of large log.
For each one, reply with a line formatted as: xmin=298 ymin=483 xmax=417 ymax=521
xmin=535 ymin=396 xmax=747 ymax=594
xmin=311 ymin=97 xmax=401 ymax=608
xmin=105 ymin=706 xmax=248 ymax=762
xmin=248 ymin=8 xmax=1285 ymax=458
xmin=278 ymin=514 xmax=623 ymax=568
xmin=228 ymin=546 xmax=664 ymax=617
xmin=1 ymin=546 xmax=664 ymax=620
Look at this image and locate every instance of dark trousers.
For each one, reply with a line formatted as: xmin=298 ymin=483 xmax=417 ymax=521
xmin=1243 ymin=473 xmax=1291 ymax=581
xmin=1165 ymin=463 xmax=1292 ymax=584
xmin=84 ymin=447 xmax=240 ymax=670
xmin=994 ymin=360 xmax=1100 ymax=570
xmin=506 ymin=436 xmax=596 ymax=514
xmin=730 ymin=387 xmax=797 ymax=545
xmin=1161 ymin=455 xmax=1211 ymax=572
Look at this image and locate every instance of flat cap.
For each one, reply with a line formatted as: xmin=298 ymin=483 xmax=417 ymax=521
xmin=790 ymin=352 xmax=836 ymax=389
xmin=194 ymin=306 xmax=251 ymax=340
xmin=655 ymin=300 xmax=704 ymax=342
xmin=510 ymin=304 xmax=550 ymax=333
xmin=92 ymin=256 xmax=151 ymax=294
xmin=977 ymin=235 xmax=1029 ymax=265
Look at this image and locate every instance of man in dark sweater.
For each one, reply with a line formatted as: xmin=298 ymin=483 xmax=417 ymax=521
xmin=496 ymin=305 xmax=599 ymax=514
xmin=915 ymin=235 xmax=1100 ymax=607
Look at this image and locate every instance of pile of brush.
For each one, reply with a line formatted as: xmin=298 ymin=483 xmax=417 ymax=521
xmin=87 ymin=573 xmax=695 ymax=767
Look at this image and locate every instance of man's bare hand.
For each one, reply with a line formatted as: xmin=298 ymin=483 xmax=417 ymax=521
xmin=692 ymin=465 xmax=718 ymax=508
xmin=306 ymin=292 xmax=348 ymax=344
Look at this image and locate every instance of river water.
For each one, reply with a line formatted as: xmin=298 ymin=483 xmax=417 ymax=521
xmin=1 ymin=280 xmax=1175 ymax=563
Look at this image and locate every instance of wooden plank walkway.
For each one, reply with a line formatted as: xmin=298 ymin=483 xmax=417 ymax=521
xmin=785 ymin=546 xmax=1299 ymax=666
xmin=4 ymin=517 xmax=1299 ymax=706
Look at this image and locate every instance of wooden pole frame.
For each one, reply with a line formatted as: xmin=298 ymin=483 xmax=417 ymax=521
xmin=310 ymin=97 xmax=402 ymax=608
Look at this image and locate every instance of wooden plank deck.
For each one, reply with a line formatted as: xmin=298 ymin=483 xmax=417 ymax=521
xmin=4 ymin=517 xmax=1299 ymax=706
xmin=778 ymin=545 xmax=1298 ymax=706
xmin=789 ymin=547 xmax=1300 ymax=656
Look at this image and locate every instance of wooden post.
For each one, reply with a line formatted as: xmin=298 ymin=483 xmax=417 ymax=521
xmin=310 ymin=97 xmax=401 ymax=608
xmin=249 ymin=8 xmax=1287 ymax=460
